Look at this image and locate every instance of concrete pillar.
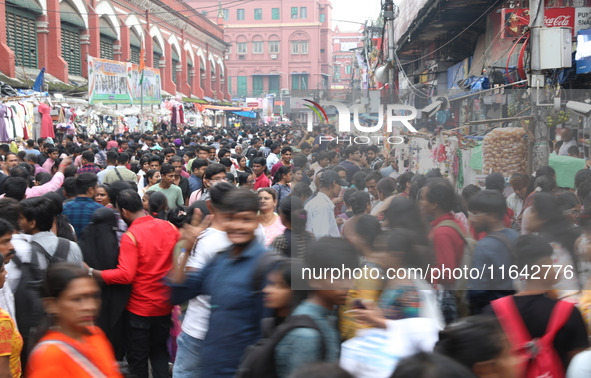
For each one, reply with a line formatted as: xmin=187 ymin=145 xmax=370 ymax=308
xmin=164 ymin=43 xmax=175 ymax=94
xmin=179 ymin=48 xmax=188 ymax=94
xmin=87 ymin=6 xmax=100 ymax=59
xmin=0 ymin=0 xmax=15 ymax=77
xmin=204 ymin=44 xmax=213 ymax=98
xmin=36 ymin=19 xmax=49 ymax=73
xmin=118 ymin=25 xmax=130 ymax=62
xmin=80 ymin=33 xmax=90 ymax=77
xmin=46 ymin=0 xmax=68 ymax=82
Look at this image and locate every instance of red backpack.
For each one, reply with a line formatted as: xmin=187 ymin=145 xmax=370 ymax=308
xmin=491 ymin=296 xmax=574 ymax=378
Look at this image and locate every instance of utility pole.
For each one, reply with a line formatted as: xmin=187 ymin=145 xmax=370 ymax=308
xmin=384 ymin=0 xmax=397 ymax=104
xmin=530 ymin=0 xmax=548 ymax=172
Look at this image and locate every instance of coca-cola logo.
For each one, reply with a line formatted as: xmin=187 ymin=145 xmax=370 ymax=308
xmin=545 ymin=15 xmax=572 ymax=27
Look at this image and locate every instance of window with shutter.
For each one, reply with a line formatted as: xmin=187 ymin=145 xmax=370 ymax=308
xmin=61 ymin=25 xmax=81 ymax=76
xmin=153 ymin=53 xmax=161 ymax=69
xmin=130 ymin=47 xmax=141 ymax=65
xmin=187 ymin=63 xmax=192 ymax=86
xmin=6 ymin=8 xmax=38 ymax=69
xmin=100 ymin=38 xmax=114 ymax=60
xmin=237 ymin=76 xmax=247 ymax=96
xmin=252 ymin=76 xmax=263 ymax=96
xmin=172 ymin=59 xmax=179 ymax=84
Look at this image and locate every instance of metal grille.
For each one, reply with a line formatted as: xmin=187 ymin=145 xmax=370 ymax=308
xmin=6 ymin=9 xmax=38 ymax=69
xmin=61 ymin=26 xmax=81 ymax=76
xmin=130 ymin=47 xmax=141 ymax=65
xmin=100 ymin=38 xmax=114 ymax=60
xmin=153 ymin=53 xmax=161 ymax=69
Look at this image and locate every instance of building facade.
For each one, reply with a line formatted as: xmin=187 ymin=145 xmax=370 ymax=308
xmin=0 ymin=0 xmax=230 ymax=100
xmin=331 ymin=25 xmax=363 ymax=98
xmin=192 ymin=0 xmax=333 ymax=99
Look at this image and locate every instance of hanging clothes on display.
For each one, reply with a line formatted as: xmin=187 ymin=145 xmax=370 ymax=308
xmin=0 ymin=104 xmax=9 ymax=142
xmin=38 ymin=103 xmax=54 ymax=139
xmin=32 ymin=106 xmax=42 ymax=140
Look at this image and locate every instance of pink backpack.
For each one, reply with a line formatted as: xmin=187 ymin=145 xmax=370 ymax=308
xmin=491 ymin=296 xmax=574 ymax=378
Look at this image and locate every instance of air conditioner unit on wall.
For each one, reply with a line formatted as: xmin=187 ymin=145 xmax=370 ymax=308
xmin=271 ymin=54 xmax=278 ymax=59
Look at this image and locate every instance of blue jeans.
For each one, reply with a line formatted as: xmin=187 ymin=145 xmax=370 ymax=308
xmin=173 ymin=331 xmax=203 ymax=378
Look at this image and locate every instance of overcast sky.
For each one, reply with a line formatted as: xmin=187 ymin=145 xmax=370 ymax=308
xmin=332 ymin=0 xmax=382 ymax=31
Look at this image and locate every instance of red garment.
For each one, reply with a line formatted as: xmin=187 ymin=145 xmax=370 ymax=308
xmin=254 ymin=173 xmax=271 ymax=190
xmin=505 ymin=208 xmax=514 ymax=228
xmin=106 ymin=141 xmax=118 ymax=150
xmin=429 ymin=213 xmax=466 ymax=285
xmin=101 ymin=216 xmax=180 ymax=317
xmin=38 ymin=103 xmax=54 ymax=139
xmin=271 ymin=162 xmax=294 ymax=179
xmin=179 ymin=106 xmax=184 ymax=124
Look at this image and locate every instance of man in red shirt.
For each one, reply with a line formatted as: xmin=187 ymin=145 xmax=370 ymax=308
xmin=91 ymin=189 xmax=180 ymax=378
xmin=271 ymin=146 xmax=293 ymax=178
xmin=419 ymin=178 xmax=466 ymax=324
xmin=253 ymin=157 xmax=271 ymax=190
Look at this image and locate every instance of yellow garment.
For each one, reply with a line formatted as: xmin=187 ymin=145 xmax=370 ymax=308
xmin=339 ymin=264 xmax=385 ymax=341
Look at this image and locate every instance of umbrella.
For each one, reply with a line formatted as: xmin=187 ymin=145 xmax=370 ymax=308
xmin=32 ymin=68 xmax=45 ymax=92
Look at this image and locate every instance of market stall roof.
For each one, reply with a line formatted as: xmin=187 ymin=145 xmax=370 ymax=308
xmin=232 ymin=110 xmax=257 ymax=118
xmin=203 ymin=105 xmax=258 ymax=111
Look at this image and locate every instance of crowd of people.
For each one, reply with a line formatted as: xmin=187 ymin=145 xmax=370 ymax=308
xmin=0 ymin=122 xmax=589 ymax=377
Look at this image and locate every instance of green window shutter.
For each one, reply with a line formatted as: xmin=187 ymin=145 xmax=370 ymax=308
xmin=61 ymin=25 xmax=81 ymax=76
xmin=187 ymin=64 xmax=192 ymax=86
xmin=100 ymin=37 xmax=114 ymax=60
xmin=130 ymin=47 xmax=141 ymax=65
xmin=269 ymin=76 xmax=279 ymax=93
xmin=272 ymin=8 xmax=280 ymax=20
xmin=237 ymin=76 xmax=247 ymax=96
xmin=253 ymin=76 xmax=263 ymax=96
xmin=228 ymin=76 xmax=232 ymax=95
xmin=291 ymin=7 xmax=298 ymax=19
xmin=292 ymin=75 xmax=299 ymax=90
xmin=6 ymin=8 xmax=38 ymax=69
xmin=172 ymin=59 xmax=179 ymax=84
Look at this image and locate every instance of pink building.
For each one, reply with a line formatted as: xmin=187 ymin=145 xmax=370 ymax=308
xmin=190 ymin=0 xmax=334 ymax=98
xmin=332 ymin=26 xmax=363 ymax=90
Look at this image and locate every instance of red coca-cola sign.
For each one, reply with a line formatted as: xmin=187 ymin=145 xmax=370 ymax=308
xmin=544 ymin=8 xmax=575 ymax=31
xmin=501 ymin=8 xmax=575 ymax=39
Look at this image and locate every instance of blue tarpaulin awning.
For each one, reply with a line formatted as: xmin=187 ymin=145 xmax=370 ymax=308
xmin=232 ymin=111 xmax=257 ymax=118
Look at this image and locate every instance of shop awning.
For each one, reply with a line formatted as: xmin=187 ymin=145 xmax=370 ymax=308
xmin=232 ymin=110 xmax=257 ymax=118
xmin=204 ymin=105 xmax=258 ymax=111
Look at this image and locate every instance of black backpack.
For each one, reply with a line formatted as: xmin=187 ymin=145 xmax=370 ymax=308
xmin=235 ymin=315 xmax=326 ymax=378
xmin=13 ymin=238 xmax=70 ymax=359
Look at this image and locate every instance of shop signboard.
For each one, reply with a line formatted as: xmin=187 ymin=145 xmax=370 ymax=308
xmin=576 ymin=28 xmax=591 ymax=74
xmin=129 ymin=64 xmax=162 ymax=105
xmin=88 ymin=56 xmax=132 ymax=105
xmin=88 ymin=56 xmax=162 ymax=105
xmin=501 ymin=7 xmax=575 ymax=39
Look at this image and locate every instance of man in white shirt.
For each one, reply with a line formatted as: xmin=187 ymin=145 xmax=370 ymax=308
xmin=305 ymin=169 xmax=347 ymax=239
xmin=558 ymin=128 xmax=578 ymax=156
xmin=266 ymin=143 xmax=280 ymax=172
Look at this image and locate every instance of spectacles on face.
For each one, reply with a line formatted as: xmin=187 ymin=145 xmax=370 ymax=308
xmin=210 ymin=177 xmax=227 ymax=183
